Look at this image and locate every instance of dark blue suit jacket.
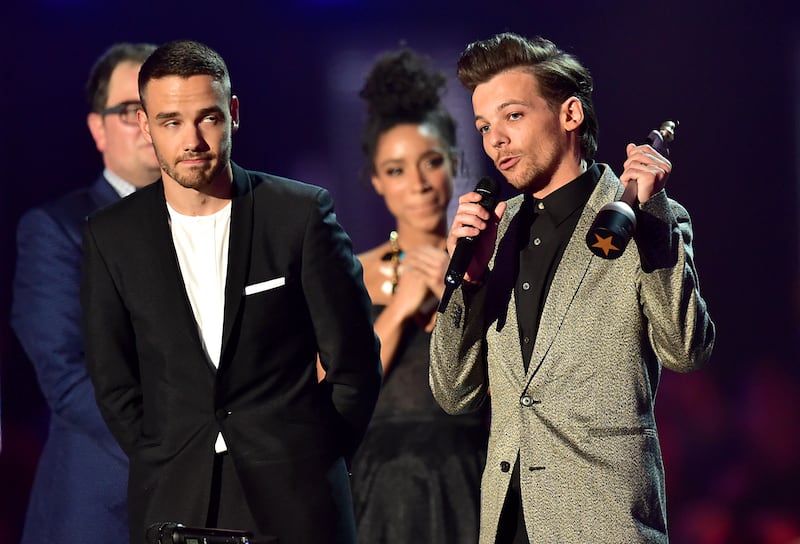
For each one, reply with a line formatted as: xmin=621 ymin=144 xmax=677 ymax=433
xmin=11 ymin=175 xmax=128 ymax=543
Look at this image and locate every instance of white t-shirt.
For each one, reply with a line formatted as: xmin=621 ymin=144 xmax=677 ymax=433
xmin=167 ymin=201 xmax=232 ymax=453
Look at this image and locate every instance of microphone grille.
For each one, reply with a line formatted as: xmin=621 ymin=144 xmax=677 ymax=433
xmin=475 ymin=176 xmax=499 ymax=196
xmin=474 ymin=176 xmax=499 ymax=210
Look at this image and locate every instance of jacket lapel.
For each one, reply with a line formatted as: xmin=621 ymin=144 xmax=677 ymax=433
xmin=220 ymin=164 xmax=254 ymax=366
xmin=89 ymin=175 xmax=123 ymax=210
xmin=488 ymin=195 xmax=528 ymax=386
xmin=526 ymin=165 xmax=621 ymax=380
xmin=143 ymin=181 xmax=212 ymax=369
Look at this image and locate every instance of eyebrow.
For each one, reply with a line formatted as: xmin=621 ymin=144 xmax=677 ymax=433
xmin=198 ymin=106 xmax=224 ymax=117
xmin=474 ymin=100 xmax=530 ymax=122
xmin=377 ymin=149 xmax=444 ymax=169
xmin=154 ymin=106 xmax=225 ymax=121
xmin=154 ymin=111 xmax=180 ymax=121
xmin=377 ymin=158 xmax=405 ymax=169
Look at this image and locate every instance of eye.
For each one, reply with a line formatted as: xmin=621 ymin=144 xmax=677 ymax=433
xmin=203 ymin=114 xmax=220 ymax=123
xmin=385 ymin=167 xmax=403 ymax=177
xmin=508 ymin=112 xmax=522 ymax=121
xmin=163 ymin=120 xmax=179 ymax=128
xmin=422 ymin=156 xmax=445 ymax=170
xmin=477 ymin=123 xmax=490 ymax=134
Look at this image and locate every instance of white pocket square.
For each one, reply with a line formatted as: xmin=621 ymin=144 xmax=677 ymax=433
xmin=244 ymin=277 xmax=286 ymax=295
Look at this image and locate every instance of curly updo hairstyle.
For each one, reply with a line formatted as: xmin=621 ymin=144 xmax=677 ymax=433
xmin=360 ymin=49 xmax=457 ymax=175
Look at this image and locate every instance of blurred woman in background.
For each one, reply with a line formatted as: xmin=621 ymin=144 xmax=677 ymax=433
xmin=348 ymin=48 xmax=488 ymax=543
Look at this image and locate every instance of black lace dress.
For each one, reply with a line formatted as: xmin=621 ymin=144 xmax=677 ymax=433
xmin=350 ymin=305 xmax=488 ymax=543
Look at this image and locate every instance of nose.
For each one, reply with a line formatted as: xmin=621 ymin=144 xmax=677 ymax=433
xmin=183 ymin=125 xmax=209 ymax=152
xmin=489 ymin=127 xmax=508 ymax=149
xmin=413 ymin=168 xmax=432 ymax=192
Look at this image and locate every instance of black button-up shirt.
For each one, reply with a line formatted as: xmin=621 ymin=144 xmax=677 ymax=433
xmin=515 ymin=162 xmax=601 ymax=371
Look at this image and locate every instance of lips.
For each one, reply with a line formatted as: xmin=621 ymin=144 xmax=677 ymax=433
xmin=179 ymin=155 xmax=213 ymax=165
xmin=409 ymin=201 xmax=440 ymax=213
xmin=497 ymin=155 xmax=520 ymax=170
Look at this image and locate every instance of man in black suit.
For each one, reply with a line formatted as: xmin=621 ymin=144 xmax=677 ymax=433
xmin=81 ymin=40 xmax=382 ymax=544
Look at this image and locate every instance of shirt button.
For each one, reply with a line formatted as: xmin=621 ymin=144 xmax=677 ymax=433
xmin=215 ymin=409 xmax=231 ymax=420
xmin=537 ymin=202 xmax=545 ymax=210
xmin=520 ymin=395 xmax=533 ymax=407
xmin=523 ymin=336 xmax=530 ymax=344
xmin=500 ymin=461 xmax=511 ymax=472
xmin=533 ymin=238 xmax=541 ymax=246
xmin=522 ymin=282 xmax=530 ymax=290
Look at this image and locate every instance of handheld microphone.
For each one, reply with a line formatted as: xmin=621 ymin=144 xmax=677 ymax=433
xmin=438 ymin=176 xmax=500 ymax=313
xmin=585 ymin=120 xmax=678 ymax=259
xmin=146 ymin=522 xmax=278 ymax=544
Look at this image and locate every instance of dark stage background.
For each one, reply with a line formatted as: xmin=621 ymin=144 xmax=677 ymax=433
xmin=1 ymin=0 xmax=798 ymax=542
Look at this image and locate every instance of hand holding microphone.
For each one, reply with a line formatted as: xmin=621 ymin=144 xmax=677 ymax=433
xmin=586 ymin=120 xmax=677 ymax=259
xmin=438 ymin=177 xmax=502 ymax=313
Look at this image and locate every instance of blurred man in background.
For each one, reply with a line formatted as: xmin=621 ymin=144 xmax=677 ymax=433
xmin=11 ymin=42 xmax=159 ymax=543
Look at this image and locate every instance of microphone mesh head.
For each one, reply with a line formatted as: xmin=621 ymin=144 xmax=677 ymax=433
xmin=475 ymin=176 xmax=499 ymax=196
xmin=475 ymin=177 xmax=499 ymax=210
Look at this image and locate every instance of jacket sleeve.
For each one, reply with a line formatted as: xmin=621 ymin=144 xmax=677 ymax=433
xmin=300 ymin=188 xmax=382 ymax=456
xmin=429 ymin=282 xmax=490 ymax=415
xmin=11 ymin=207 xmax=122 ymax=455
xmin=635 ymin=190 xmax=716 ymax=372
xmin=81 ymin=218 xmax=143 ymax=456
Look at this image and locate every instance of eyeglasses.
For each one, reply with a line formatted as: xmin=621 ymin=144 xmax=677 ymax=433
xmin=100 ymin=101 xmax=142 ymax=126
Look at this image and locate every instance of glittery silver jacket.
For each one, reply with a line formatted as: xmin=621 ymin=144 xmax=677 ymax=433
xmin=430 ymin=164 xmax=715 ymax=543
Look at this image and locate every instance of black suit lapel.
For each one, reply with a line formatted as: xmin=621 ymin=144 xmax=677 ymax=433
xmin=220 ymin=164 xmax=254 ymax=365
xmin=142 ymin=181 xmax=212 ymax=368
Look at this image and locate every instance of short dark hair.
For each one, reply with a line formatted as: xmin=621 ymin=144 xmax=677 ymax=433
xmin=138 ymin=40 xmax=231 ymax=109
xmin=360 ymin=48 xmax=457 ymax=175
xmin=85 ymin=42 xmax=157 ymax=113
xmin=457 ymin=33 xmax=598 ymax=160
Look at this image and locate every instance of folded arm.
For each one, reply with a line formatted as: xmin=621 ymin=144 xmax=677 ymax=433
xmin=635 ymin=191 xmax=716 ymax=372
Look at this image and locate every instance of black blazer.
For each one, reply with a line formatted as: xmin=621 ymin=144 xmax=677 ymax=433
xmin=81 ymin=163 xmax=382 ymax=543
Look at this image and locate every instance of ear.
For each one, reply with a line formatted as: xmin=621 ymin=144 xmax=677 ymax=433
xmin=370 ymin=174 xmax=384 ymax=196
xmin=87 ymin=112 xmax=106 ymax=152
xmin=230 ymin=95 xmax=240 ymax=134
xmin=137 ymin=108 xmax=153 ymax=143
xmin=561 ymin=96 xmax=584 ymax=133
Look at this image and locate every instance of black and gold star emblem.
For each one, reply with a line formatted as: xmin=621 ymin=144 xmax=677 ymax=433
xmin=590 ymin=234 xmax=619 ymax=257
